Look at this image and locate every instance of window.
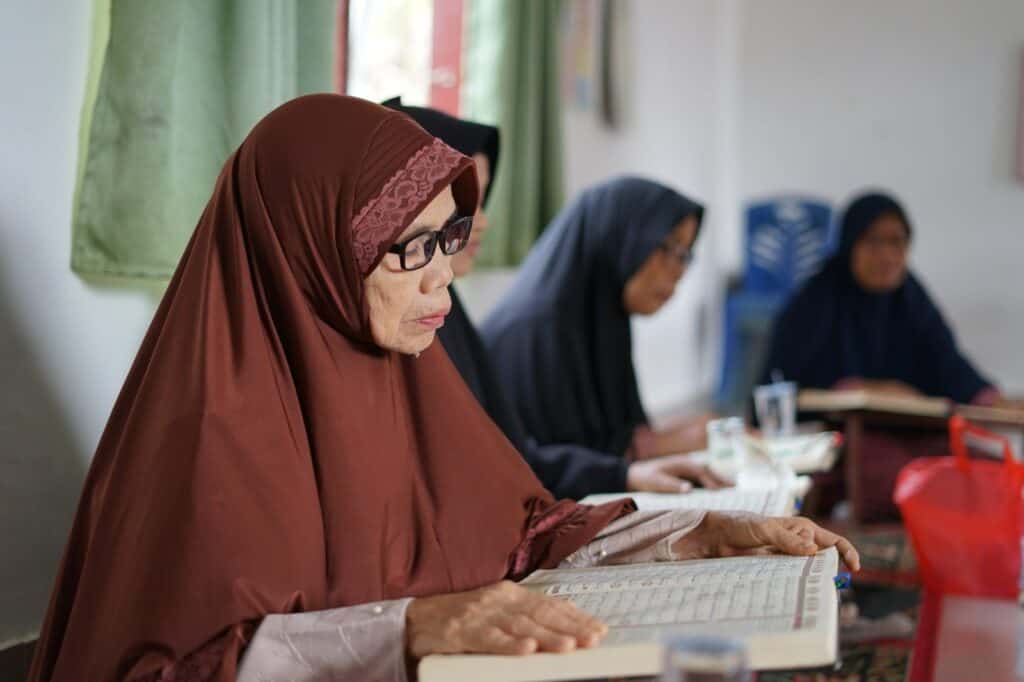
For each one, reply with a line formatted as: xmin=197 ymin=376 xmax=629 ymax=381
xmin=341 ymin=0 xmax=464 ymax=115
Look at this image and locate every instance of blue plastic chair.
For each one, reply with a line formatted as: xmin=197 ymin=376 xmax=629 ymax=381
xmin=716 ymin=197 xmax=833 ymax=415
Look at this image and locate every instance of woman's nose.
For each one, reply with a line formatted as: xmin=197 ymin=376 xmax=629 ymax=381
xmin=423 ymin=251 xmax=454 ymax=292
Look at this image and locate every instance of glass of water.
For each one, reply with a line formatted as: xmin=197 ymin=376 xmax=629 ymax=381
xmin=753 ymin=381 xmax=797 ymax=439
xmin=661 ymin=636 xmax=751 ymax=682
xmin=706 ymin=417 xmax=745 ymax=461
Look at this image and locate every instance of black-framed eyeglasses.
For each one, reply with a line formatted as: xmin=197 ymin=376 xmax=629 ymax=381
xmin=860 ymin=234 xmax=911 ymax=253
xmin=656 ymin=241 xmax=695 ymax=266
xmin=387 ymin=214 xmax=474 ymax=271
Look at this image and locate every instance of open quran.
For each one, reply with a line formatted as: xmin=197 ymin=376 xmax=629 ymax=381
xmin=580 ymin=486 xmax=796 ymax=517
xmin=419 ymin=548 xmax=840 ymax=681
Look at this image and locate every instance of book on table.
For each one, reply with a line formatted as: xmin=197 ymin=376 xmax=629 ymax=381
xmin=688 ymin=431 xmax=841 ymax=479
xmin=579 ymin=486 xmax=797 ymax=517
xmin=419 ymin=548 xmax=841 ymax=682
xmin=797 ymin=388 xmax=950 ymax=418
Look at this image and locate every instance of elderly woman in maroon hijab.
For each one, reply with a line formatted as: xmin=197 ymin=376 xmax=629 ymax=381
xmin=28 ymin=96 xmax=858 ymax=682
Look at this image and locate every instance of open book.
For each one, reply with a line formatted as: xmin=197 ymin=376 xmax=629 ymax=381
xmin=419 ymin=548 xmax=840 ymax=682
xmin=580 ymin=486 xmax=797 ymax=517
xmin=798 ymin=388 xmax=950 ymax=418
xmin=690 ymin=432 xmax=841 ymax=479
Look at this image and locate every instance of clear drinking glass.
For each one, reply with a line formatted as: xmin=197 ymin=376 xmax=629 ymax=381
xmin=753 ymin=382 xmax=797 ymax=439
xmin=706 ymin=417 xmax=746 ymax=461
xmin=661 ymin=636 xmax=751 ymax=682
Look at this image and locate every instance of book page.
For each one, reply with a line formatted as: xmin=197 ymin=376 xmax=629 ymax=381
xmin=739 ymin=432 xmax=839 ymax=474
xmin=671 ymin=432 xmax=839 ymax=478
xmin=581 ymin=487 xmax=795 ymax=516
xmin=522 ymin=548 xmax=837 ymax=645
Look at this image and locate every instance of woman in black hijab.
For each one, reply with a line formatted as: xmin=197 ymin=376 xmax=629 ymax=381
xmin=386 ymin=100 xmax=723 ymax=496
xmin=480 ymin=176 xmax=714 ymax=463
xmin=761 ymin=191 xmax=1006 ymax=405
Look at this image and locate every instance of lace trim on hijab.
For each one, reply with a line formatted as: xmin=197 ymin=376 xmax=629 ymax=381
xmin=352 ymin=138 xmax=465 ymax=274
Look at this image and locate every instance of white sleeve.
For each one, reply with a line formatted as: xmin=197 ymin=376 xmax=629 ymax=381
xmin=237 ymin=598 xmax=412 ymax=682
xmin=559 ymin=509 xmax=707 ymax=568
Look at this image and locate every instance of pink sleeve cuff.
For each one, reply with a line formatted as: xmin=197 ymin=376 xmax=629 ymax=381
xmin=558 ymin=509 xmax=707 ymax=568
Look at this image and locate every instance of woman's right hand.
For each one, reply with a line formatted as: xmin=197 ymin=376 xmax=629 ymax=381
xmin=673 ymin=512 xmax=861 ymax=571
xmin=405 ymin=580 xmax=607 ymax=659
xmin=627 ymin=454 xmax=731 ymax=493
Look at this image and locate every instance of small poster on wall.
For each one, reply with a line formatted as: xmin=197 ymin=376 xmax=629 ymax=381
xmin=1018 ymin=49 xmax=1024 ymax=182
xmin=561 ymin=0 xmax=618 ymax=128
xmin=562 ymin=0 xmax=597 ymax=113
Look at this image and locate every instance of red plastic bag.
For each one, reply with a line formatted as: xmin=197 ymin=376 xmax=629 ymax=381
xmin=893 ymin=415 xmax=1023 ymax=599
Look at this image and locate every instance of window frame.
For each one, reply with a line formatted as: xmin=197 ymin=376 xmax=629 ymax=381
xmin=337 ymin=0 xmax=465 ymax=115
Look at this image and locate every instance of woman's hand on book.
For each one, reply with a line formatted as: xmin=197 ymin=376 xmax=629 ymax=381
xmin=674 ymin=513 xmax=861 ymax=571
xmin=626 ymin=454 xmax=731 ymax=493
xmin=406 ymin=580 xmax=607 ymax=660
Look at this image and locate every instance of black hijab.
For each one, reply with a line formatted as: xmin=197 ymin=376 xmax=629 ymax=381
xmin=761 ymin=191 xmax=994 ymax=404
xmin=383 ymin=98 xmax=499 ymax=204
xmin=481 ymin=177 xmax=705 ymax=456
xmin=386 ymin=100 xmax=629 ymax=497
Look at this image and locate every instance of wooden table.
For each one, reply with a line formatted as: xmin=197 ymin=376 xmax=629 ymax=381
xmin=815 ymin=407 xmax=1024 ymax=523
xmin=811 ymin=409 xmax=946 ymax=522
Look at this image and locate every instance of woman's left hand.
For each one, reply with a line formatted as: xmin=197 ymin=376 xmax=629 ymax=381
xmin=645 ymin=413 xmax=717 ymax=458
xmin=626 ymin=454 xmax=731 ymax=493
xmin=673 ymin=512 xmax=860 ymax=571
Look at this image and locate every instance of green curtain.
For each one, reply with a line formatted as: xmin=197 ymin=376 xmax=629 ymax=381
xmin=462 ymin=0 xmax=565 ymax=268
xmin=71 ymin=0 xmax=337 ymax=280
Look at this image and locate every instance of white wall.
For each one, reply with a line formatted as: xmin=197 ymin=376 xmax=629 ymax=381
xmin=462 ymin=1 xmax=734 ymax=418
xmin=737 ymin=0 xmax=1024 ymax=393
xmin=559 ymin=0 xmax=1024 ymax=408
xmin=560 ymin=0 xmax=738 ymax=416
xmin=0 ymin=2 xmax=158 ymax=646
xmin=466 ymin=1 xmax=736 ymax=418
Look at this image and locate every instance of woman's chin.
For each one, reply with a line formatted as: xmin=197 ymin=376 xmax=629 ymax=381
xmin=644 ymin=295 xmax=673 ymax=315
xmin=380 ymin=330 xmax=437 ymax=356
xmin=411 ymin=332 xmax=437 ymax=354
xmin=863 ymin=277 xmax=903 ymax=293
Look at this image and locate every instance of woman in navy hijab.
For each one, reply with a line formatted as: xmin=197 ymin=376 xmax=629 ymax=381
xmin=761 ymin=191 xmax=1005 ymax=405
xmin=385 ymin=101 xmax=724 ymax=495
xmin=481 ymin=177 xmax=713 ymax=461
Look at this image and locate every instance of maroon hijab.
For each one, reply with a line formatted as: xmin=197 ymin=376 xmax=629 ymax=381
xmin=29 ymin=95 xmax=631 ymax=682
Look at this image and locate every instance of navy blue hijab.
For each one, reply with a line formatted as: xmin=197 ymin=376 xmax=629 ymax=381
xmin=386 ymin=102 xmax=630 ymax=497
xmin=761 ymin=192 xmax=993 ymax=404
xmin=383 ymin=97 xmax=500 ymax=204
xmin=481 ymin=177 xmax=704 ymax=457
